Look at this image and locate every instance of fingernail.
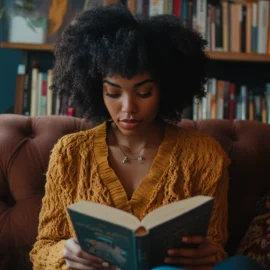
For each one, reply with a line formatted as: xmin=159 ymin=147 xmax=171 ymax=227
xmin=164 ymin=258 xmax=170 ymax=263
xmin=102 ymin=262 xmax=109 ymax=267
xmin=168 ymin=249 xmax=174 ymax=255
xmin=182 ymin=237 xmax=188 ymax=242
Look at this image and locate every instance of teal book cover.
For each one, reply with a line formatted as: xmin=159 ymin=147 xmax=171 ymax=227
xmin=67 ymin=209 xmax=139 ymax=270
xmin=67 ymin=196 xmax=213 ymax=270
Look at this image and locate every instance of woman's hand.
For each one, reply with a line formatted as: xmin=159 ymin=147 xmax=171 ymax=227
xmin=165 ymin=236 xmax=220 ymax=270
xmin=64 ymin=238 xmax=119 ymax=270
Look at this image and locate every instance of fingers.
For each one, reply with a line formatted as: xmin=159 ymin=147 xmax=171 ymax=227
xmin=165 ymin=236 xmax=219 ymax=269
xmin=64 ymin=248 xmax=103 ymax=269
xmin=64 ymin=238 xmax=111 ymax=269
xmin=65 ymin=260 xmax=96 ymax=270
xmin=168 ymin=245 xmax=216 ymax=258
xmin=168 ymin=237 xmax=216 ymax=258
xmin=182 ymin=236 xmax=206 ymax=245
xmin=66 ymin=238 xmax=104 ymax=263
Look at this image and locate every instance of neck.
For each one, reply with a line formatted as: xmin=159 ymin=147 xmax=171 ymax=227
xmin=111 ymin=119 xmax=165 ymax=152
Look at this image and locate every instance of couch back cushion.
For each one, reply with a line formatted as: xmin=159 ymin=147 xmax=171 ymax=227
xmin=0 ymin=114 xmax=269 ymax=269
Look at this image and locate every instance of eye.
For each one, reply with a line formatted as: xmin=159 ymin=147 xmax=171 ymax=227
xmin=106 ymin=93 xmax=121 ymax=99
xmin=137 ymin=91 xmax=152 ymax=98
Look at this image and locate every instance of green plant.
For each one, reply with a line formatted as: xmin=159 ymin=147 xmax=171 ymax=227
xmin=0 ymin=0 xmax=7 ymax=21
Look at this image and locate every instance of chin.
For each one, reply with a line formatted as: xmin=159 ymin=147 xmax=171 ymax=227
xmin=117 ymin=126 xmax=143 ymax=135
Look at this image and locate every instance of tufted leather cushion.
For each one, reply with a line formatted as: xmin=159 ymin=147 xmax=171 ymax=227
xmin=0 ymin=114 xmax=269 ymax=270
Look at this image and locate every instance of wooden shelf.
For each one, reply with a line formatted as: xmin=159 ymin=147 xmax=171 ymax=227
xmin=207 ymin=51 xmax=270 ymax=62
xmin=1 ymin=42 xmax=270 ymax=62
xmin=0 ymin=42 xmax=54 ymax=52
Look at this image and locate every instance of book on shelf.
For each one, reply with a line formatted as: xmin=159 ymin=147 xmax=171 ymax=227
xmin=14 ymin=64 xmax=26 ymax=115
xmin=1 ymin=0 xmax=269 ymax=54
xmin=192 ymin=79 xmax=270 ymax=123
xmin=67 ymin=195 xmax=214 ymax=270
xmin=13 ymin=60 xmax=77 ymax=117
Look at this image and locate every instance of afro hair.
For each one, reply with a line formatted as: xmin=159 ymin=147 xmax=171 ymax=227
xmin=51 ymin=4 xmax=209 ymax=122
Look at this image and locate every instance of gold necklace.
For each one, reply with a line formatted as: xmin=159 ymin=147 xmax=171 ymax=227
xmin=112 ymin=131 xmax=146 ymax=164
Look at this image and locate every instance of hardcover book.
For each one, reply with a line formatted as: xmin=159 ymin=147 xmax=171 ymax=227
xmin=67 ymin=195 xmax=214 ymax=270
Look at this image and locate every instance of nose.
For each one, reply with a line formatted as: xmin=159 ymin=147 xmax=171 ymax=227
xmin=121 ymin=95 xmax=138 ymax=114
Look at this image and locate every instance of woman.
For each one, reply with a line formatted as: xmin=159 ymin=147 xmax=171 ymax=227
xmin=30 ymin=4 xmax=262 ymax=270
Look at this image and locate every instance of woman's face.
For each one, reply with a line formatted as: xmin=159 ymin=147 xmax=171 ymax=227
xmin=103 ymin=73 xmax=160 ymax=135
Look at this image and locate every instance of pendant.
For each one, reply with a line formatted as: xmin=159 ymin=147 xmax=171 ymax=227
xmin=138 ymin=156 xmax=144 ymax=164
xmin=122 ymin=156 xmax=129 ymax=164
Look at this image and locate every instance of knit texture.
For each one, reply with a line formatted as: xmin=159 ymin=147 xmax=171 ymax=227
xmin=30 ymin=122 xmax=230 ymax=269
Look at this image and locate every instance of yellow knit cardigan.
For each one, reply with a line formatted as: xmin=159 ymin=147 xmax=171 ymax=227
xmin=30 ymin=122 xmax=230 ymax=270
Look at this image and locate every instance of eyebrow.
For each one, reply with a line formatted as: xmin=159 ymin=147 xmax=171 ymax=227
xmin=103 ymin=79 xmax=155 ymax=89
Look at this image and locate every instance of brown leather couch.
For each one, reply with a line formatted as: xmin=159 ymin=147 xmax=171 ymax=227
xmin=0 ymin=114 xmax=269 ymax=270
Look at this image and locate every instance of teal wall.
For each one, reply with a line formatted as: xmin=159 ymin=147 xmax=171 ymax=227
xmin=0 ymin=48 xmax=24 ymax=113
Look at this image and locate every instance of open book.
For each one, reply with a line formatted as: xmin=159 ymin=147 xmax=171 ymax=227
xmin=67 ymin=195 xmax=214 ymax=270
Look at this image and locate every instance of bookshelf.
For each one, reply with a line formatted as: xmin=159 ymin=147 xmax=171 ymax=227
xmin=1 ymin=42 xmax=270 ymax=62
xmin=0 ymin=42 xmax=54 ymax=52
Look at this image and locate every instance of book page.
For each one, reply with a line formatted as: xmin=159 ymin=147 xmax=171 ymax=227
xmin=68 ymin=201 xmax=140 ymax=230
xmin=141 ymin=196 xmax=213 ymax=230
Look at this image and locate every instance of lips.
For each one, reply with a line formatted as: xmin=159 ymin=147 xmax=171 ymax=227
xmin=121 ymin=119 xmax=140 ymax=123
xmin=119 ymin=119 xmax=142 ymax=129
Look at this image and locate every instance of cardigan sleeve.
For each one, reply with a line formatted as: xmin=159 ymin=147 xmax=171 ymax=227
xmin=192 ymin=137 xmax=230 ymax=262
xmin=30 ymin=140 xmax=73 ymax=270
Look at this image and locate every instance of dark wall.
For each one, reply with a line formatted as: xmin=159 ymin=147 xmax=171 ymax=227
xmin=0 ymin=48 xmax=24 ymax=113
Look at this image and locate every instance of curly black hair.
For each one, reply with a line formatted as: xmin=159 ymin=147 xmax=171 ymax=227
xmin=51 ymin=4 xmax=209 ymax=122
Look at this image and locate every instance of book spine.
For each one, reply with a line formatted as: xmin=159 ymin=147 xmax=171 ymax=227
xmin=254 ymin=95 xmax=262 ymax=122
xmin=228 ymin=83 xmax=235 ymax=120
xmin=149 ymin=0 xmax=164 ymax=16
xmin=210 ymin=5 xmax=215 ymax=51
xmin=164 ymin=0 xmax=169 ymax=14
xmin=182 ymin=0 xmax=189 ymax=26
xmin=223 ymin=81 xmax=230 ymax=119
xmin=40 ymin=73 xmax=47 ymax=116
xmin=240 ymin=4 xmax=247 ymax=53
xmin=196 ymin=0 xmax=207 ymax=38
xmin=143 ymin=0 xmax=149 ymax=17
xmin=30 ymin=68 xmax=39 ymax=117
xmin=47 ymin=69 xmax=53 ymax=115
xmin=240 ymin=85 xmax=247 ymax=120
xmin=36 ymin=72 xmax=43 ymax=116
xmin=22 ymin=73 xmax=29 ymax=116
xmin=210 ymin=78 xmax=216 ymax=119
xmin=128 ymin=0 xmax=136 ymax=14
xmin=167 ymin=0 xmax=173 ymax=14
xmin=188 ymin=0 xmax=193 ymax=29
xmin=236 ymin=96 xmax=241 ymax=119
xmin=216 ymin=80 xmax=224 ymax=119
xmin=193 ymin=97 xmax=199 ymax=120
xmin=173 ymin=0 xmax=181 ymax=16
xmin=251 ymin=3 xmax=258 ymax=52
xmin=192 ymin=0 xmax=196 ymax=31
xmin=206 ymin=3 xmax=211 ymax=50
xmin=257 ymin=0 xmax=270 ymax=54
xmin=14 ymin=64 xmax=26 ymax=115
xmin=206 ymin=79 xmax=212 ymax=119
xmin=215 ymin=4 xmax=223 ymax=51
xmin=248 ymin=91 xmax=254 ymax=121
xmin=262 ymin=97 xmax=267 ymax=123
xmin=246 ymin=3 xmax=252 ymax=53
xmin=23 ymin=60 xmax=38 ymax=116
xmin=136 ymin=234 xmax=149 ymax=270
xmin=222 ymin=1 xmax=229 ymax=52
xmin=136 ymin=0 xmax=143 ymax=14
